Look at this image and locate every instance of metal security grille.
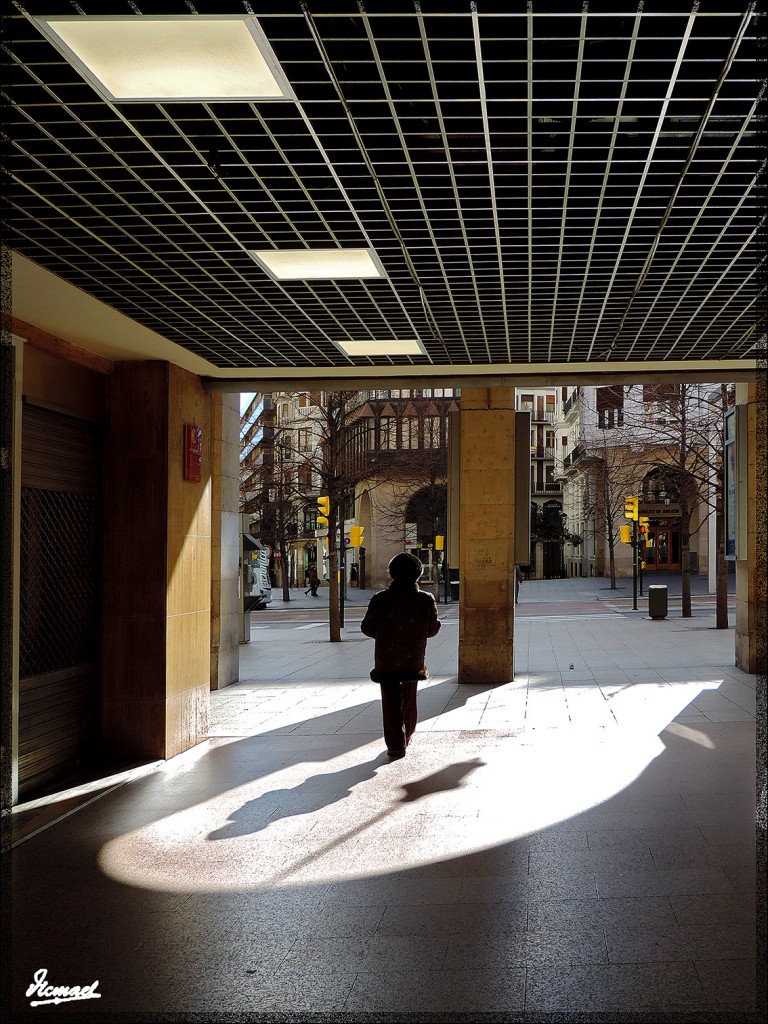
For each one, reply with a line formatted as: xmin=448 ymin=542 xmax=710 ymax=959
xmin=19 ymin=488 xmax=98 ymax=679
xmin=19 ymin=403 xmax=102 ymax=797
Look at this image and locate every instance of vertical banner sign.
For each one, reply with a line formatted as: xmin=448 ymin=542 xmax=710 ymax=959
xmin=184 ymin=424 xmax=202 ymax=482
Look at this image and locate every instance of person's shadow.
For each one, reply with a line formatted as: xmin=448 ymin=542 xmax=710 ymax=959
xmin=207 ymin=757 xmax=486 ymax=841
xmin=397 ymin=758 xmax=485 ymax=803
xmin=207 ymin=756 xmax=383 ymax=840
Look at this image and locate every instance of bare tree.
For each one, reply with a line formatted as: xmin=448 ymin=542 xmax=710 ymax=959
xmin=629 ymin=383 xmax=733 ymax=620
xmin=569 ymin=384 xmax=732 ymax=617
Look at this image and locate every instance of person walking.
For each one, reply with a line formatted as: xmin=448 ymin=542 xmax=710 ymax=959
xmin=360 ymin=552 xmax=441 ymax=759
xmin=305 ymin=565 xmax=319 ymax=597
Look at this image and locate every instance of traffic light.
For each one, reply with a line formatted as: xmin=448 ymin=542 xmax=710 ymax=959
xmin=435 ymin=535 xmax=445 ymax=551
xmin=638 ymin=515 xmax=650 ymax=540
xmin=624 ymin=495 xmax=638 ymax=520
xmin=620 ymin=524 xmax=632 ymax=544
xmin=317 ymin=495 xmax=330 ymax=517
xmin=349 ymin=525 xmax=365 ymax=547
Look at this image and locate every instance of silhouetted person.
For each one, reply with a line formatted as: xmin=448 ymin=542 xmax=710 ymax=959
xmin=361 ymin=552 xmax=441 ymax=759
xmin=305 ymin=565 xmax=319 ymax=596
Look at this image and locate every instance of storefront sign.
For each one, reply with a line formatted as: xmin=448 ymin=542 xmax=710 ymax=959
xmin=640 ymin=503 xmax=681 ymax=518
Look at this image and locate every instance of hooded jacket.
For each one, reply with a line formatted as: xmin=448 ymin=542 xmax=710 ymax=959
xmin=360 ymin=581 xmax=441 ymax=682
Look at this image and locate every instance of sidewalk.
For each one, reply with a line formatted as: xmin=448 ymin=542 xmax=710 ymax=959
xmin=8 ymin=586 xmax=759 ymax=1018
xmin=261 ymin=570 xmax=736 ymax=614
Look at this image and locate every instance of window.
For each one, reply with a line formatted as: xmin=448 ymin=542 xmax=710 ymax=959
xmin=380 ymin=417 xmax=396 ymax=449
xmin=403 ymin=418 xmax=418 ymax=449
xmin=597 ymin=385 xmax=625 ymax=429
xmin=424 ymin=416 xmax=441 ymax=448
xmin=298 ymin=464 xmax=313 ymax=490
xmin=297 ymin=428 xmax=312 ymax=452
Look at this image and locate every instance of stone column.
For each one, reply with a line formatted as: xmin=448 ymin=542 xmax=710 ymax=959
xmin=102 ymin=361 xmax=211 ymax=759
xmin=458 ymin=387 xmax=517 ymax=683
xmin=210 ymin=393 xmax=240 ymax=690
xmin=735 ymin=380 xmax=766 ymax=674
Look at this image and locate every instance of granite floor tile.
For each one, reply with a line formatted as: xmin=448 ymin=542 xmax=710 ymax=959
xmin=604 ymin=921 xmax=756 ymax=963
xmin=595 ymin=866 xmax=735 ymax=898
xmin=524 ymin=961 xmax=707 ymax=1012
xmin=376 ymin=900 xmax=527 ymax=936
xmin=344 ymin=965 xmax=526 ymax=1013
xmin=528 ymin=896 xmax=680 ymax=932
xmin=693 ymin=958 xmax=757 ymax=1007
xmin=668 ymin=892 xmax=756 ymax=930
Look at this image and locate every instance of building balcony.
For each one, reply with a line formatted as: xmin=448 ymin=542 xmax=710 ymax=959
xmin=533 ymin=482 xmax=563 ymax=496
xmin=531 ymin=445 xmax=556 ymax=459
xmin=562 ymin=444 xmax=585 ymax=470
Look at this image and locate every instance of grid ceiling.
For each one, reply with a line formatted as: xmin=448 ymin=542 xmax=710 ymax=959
xmin=5 ymin=1 xmax=763 ymax=373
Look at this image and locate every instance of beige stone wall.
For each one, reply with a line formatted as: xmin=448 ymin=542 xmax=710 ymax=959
xmin=102 ymin=361 xmax=211 ymax=760
xmin=458 ymin=388 xmax=517 ymax=684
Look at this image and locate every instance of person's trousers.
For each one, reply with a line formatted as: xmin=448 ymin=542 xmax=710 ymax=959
xmin=379 ymin=679 xmax=418 ymax=753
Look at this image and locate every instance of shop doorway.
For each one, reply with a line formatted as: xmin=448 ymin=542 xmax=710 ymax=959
xmin=644 ymin=526 xmax=681 ymax=571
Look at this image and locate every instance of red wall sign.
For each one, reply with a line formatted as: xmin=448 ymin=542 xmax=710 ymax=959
xmin=184 ymin=424 xmax=202 ymax=482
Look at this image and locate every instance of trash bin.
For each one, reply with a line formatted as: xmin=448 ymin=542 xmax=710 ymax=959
xmin=449 ymin=568 xmax=459 ymax=602
xmin=648 ymin=585 xmax=668 ymax=619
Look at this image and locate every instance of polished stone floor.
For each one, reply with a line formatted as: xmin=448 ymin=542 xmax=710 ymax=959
xmin=7 ymin=578 xmax=760 ymax=1019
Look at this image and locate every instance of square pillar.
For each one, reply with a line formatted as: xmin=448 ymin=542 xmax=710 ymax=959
xmin=735 ymin=380 xmax=766 ymax=674
xmin=210 ymin=393 xmax=240 ymax=690
xmin=458 ymin=387 xmax=517 ymax=683
xmin=102 ymin=362 xmax=211 ymax=760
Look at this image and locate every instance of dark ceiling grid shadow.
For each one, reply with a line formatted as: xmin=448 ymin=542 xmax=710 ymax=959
xmin=6 ymin=2 xmax=760 ymax=373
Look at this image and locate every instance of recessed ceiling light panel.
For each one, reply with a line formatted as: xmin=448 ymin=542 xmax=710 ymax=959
xmin=249 ymin=248 xmax=388 ymax=281
xmin=338 ymin=340 xmax=426 ymax=357
xmin=32 ymin=15 xmax=295 ymax=103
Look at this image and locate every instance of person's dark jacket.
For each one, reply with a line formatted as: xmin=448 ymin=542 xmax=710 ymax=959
xmin=360 ymin=581 xmax=441 ymax=682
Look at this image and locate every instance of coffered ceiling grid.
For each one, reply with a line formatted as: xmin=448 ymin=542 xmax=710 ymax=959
xmin=5 ymin=1 xmax=761 ymax=373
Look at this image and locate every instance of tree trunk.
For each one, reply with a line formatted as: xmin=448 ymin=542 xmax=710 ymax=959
xmin=280 ymin=538 xmax=290 ymax=602
xmin=715 ymin=507 xmax=729 ymax=629
xmin=680 ymin=512 xmax=692 ymax=617
xmin=328 ymin=545 xmax=341 ymax=641
xmin=606 ymin=498 xmax=617 ymax=588
xmin=327 ymin=505 xmax=341 ymax=641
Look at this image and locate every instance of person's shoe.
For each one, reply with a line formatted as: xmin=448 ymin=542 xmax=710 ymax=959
xmin=386 ymin=748 xmax=405 ymax=759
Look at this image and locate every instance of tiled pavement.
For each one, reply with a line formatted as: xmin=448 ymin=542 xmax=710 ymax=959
xmin=6 ymin=576 xmax=761 ymax=1020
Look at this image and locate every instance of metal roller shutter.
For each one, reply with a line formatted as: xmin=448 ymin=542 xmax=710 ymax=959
xmin=19 ymin=403 xmax=101 ymax=798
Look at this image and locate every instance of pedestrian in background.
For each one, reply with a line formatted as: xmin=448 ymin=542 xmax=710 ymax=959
xmin=361 ymin=552 xmax=441 ymax=759
xmin=305 ymin=564 xmax=319 ymax=597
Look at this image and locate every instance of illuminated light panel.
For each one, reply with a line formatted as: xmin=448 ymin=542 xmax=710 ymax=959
xmin=32 ymin=15 xmax=294 ymax=102
xmin=338 ymin=339 xmax=426 ymax=357
xmin=249 ymin=248 xmax=387 ymax=281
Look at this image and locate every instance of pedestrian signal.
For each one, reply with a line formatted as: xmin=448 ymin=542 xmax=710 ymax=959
xmin=638 ymin=516 xmax=649 ymax=539
xmin=349 ymin=526 xmax=365 ymax=546
xmin=623 ymin=495 xmax=638 ymax=520
xmin=317 ymin=495 xmax=330 ymax=516
xmin=620 ymin=524 xmax=632 ymax=544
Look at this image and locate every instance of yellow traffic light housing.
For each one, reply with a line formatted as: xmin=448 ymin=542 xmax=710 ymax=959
xmin=624 ymin=495 xmax=638 ymax=520
xmin=349 ymin=525 xmax=365 ymax=547
xmin=638 ymin=515 xmax=650 ymax=539
xmin=620 ymin=524 xmax=632 ymax=544
xmin=317 ymin=495 xmax=330 ymax=517
xmin=435 ymin=534 xmax=445 ymax=551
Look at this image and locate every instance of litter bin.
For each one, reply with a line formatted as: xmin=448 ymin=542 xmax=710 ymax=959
xmin=449 ymin=568 xmax=460 ymax=602
xmin=648 ymin=585 xmax=668 ymax=620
